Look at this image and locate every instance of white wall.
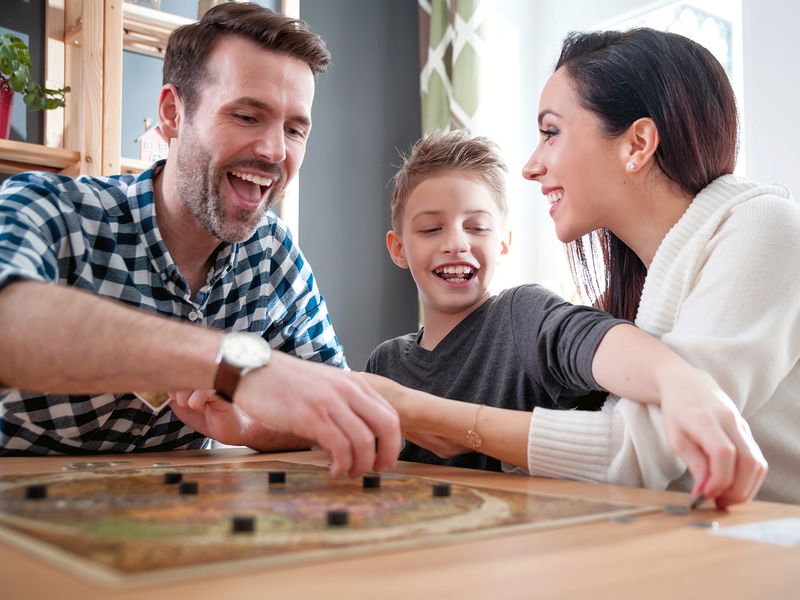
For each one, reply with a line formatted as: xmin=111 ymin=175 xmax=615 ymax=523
xmin=742 ymin=0 xmax=800 ymax=195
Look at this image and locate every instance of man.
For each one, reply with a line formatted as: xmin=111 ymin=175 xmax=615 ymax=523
xmin=0 ymin=3 xmax=400 ymax=477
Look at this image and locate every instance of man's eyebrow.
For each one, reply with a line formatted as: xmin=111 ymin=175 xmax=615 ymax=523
xmin=538 ymin=109 xmax=563 ymax=125
xmin=232 ymin=97 xmax=312 ymax=128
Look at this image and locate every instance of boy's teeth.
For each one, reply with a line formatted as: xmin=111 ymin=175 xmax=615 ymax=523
xmin=229 ymin=169 xmax=274 ymax=187
xmin=436 ymin=266 xmax=475 ymax=275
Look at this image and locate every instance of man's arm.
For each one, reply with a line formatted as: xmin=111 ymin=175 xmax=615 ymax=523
xmin=0 ymin=280 xmax=401 ymax=476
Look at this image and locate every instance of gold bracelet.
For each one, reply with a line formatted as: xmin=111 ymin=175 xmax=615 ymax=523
xmin=465 ymin=404 xmax=484 ymax=450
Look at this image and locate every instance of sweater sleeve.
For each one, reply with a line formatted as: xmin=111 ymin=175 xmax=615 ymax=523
xmin=528 ymin=193 xmax=800 ymax=490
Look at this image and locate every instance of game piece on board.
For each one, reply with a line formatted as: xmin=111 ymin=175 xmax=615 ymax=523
xmin=663 ymin=504 xmax=689 ymax=515
xmin=268 ymin=471 xmax=286 ymax=484
xmin=164 ymin=472 xmax=182 ymax=484
xmin=327 ymin=509 xmax=349 ymax=526
xmin=231 ymin=516 xmax=256 ymax=534
xmin=689 ymin=520 xmax=719 ymax=529
xmin=363 ymin=474 xmax=381 ymax=489
xmin=25 ymin=484 xmax=47 ymax=500
xmin=178 ymin=481 xmax=199 ymax=495
xmin=432 ymin=482 xmax=451 ymax=497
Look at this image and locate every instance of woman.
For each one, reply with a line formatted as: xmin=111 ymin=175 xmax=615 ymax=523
xmin=369 ymin=28 xmax=798 ymax=505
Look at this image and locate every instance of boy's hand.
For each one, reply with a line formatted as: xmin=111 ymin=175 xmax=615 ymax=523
xmin=404 ymin=431 xmax=471 ymax=459
xmin=659 ymin=371 xmax=768 ymax=507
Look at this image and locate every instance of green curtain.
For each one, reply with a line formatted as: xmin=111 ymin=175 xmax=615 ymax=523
xmin=419 ymin=0 xmax=486 ymax=135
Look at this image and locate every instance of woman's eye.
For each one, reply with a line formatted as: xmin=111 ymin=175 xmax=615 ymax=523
xmin=539 ymin=127 xmax=558 ymax=141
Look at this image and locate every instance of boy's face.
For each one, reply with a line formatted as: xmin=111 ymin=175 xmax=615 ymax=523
xmin=387 ymin=171 xmax=509 ymax=322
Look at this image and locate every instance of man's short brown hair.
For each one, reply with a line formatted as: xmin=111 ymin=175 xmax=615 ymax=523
xmin=390 ymin=130 xmax=508 ymax=232
xmin=163 ymin=2 xmax=330 ymax=116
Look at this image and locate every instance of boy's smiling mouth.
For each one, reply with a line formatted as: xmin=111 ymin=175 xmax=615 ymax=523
xmin=433 ymin=263 xmax=477 ymax=282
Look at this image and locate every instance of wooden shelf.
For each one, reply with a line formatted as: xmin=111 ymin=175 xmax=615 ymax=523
xmin=122 ymin=3 xmax=194 ymax=58
xmin=0 ymin=139 xmax=80 ymax=175
xmin=120 ymin=156 xmax=151 ymax=174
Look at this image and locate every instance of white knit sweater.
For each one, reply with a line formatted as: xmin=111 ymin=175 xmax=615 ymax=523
xmin=527 ymin=175 xmax=800 ymax=503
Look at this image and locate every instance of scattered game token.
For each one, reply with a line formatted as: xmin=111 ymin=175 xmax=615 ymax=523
xmin=231 ymin=516 xmax=256 ymax=534
xmin=432 ymin=483 xmax=452 ymax=498
xmin=25 ymin=485 xmax=47 ymax=500
xmin=689 ymin=520 xmax=719 ymax=530
xmin=164 ymin=472 xmax=182 ymax=484
xmin=327 ymin=509 xmax=349 ymax=527
xmin=610 ymin=515 xmax=635 ymax=524
xmin=152 ymin=462 xmax=172 ymax=467
xmin=363 ymin=474 xmax=381 ymax=489
xmin=178 ymin=481 xmax=199 ymax=495
xmin=268 ymin=471 xmax=286 ymax=484
xmin=663 ymin=504 xmax=690 ymax=515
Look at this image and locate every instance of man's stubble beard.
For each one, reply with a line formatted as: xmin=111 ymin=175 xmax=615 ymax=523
xmin=176 ymin=126 xmax=285 ymax=243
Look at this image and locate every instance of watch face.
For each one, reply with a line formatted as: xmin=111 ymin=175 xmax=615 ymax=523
xmin=222 ymin=333 xmax=271 ymax=369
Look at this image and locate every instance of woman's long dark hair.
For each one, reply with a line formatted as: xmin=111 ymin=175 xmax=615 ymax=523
xmin=556 ymin=29 xmax=738 ymax=321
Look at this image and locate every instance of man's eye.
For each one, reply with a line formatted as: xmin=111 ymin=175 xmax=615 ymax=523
xmin=234 ymin=114 xmax=256 ymax=124
xmin=286 ymin=127 xmax=306 ymax=139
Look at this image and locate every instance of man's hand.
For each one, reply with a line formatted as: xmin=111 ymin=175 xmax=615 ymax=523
xmin=660 ymin=370 xmax=768 ymax=507
xmin=235 ymin=353 xmax=402 ymax=479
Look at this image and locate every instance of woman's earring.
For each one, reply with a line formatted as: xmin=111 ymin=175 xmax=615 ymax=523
xmin=626 ymin=161 xmax=636 ymax=172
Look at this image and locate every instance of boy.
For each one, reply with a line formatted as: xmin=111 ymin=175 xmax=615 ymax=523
xmin=364 ymin=131 xmax=762 ymax=490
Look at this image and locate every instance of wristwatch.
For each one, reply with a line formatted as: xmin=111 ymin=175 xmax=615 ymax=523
xmin=213 ymin=332 xmax=272 ymax=402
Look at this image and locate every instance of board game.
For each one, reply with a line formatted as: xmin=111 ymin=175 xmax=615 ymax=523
xmin=0 ymin=460 xmax=657 ymax=587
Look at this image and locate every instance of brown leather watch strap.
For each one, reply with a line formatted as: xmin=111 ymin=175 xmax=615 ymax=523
xmin=213 ymin=360 xmax=240 ymax=403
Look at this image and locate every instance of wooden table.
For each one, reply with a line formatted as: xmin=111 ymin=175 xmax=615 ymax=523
xmin=1 ymin=448 xmax=798 ymax=600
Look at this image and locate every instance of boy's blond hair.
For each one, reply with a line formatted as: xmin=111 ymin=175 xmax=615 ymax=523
xmin=390 ymin=130 xmax=508 ymax=232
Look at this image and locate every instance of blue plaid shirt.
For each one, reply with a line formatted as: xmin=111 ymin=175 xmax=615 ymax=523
xmin=0 ymin=161 xmax=346 ymax=455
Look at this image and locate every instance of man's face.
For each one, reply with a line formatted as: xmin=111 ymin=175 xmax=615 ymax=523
xmin=174 ymin=36 xmax=315 ymax=243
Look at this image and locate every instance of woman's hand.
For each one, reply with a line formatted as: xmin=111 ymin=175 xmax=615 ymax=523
xmin=659 ymin=370 xmax=768 ymax=507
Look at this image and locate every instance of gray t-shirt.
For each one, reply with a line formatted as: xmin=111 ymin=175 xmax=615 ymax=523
xmin=365 ymin=284 xmax=628 ymax=471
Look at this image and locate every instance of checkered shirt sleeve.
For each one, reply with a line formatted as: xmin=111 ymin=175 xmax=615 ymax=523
xmin=0 ymin=166 xmax=346 ymax=455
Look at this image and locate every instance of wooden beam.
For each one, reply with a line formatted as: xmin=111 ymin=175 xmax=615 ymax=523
xmin=79 ymin=0 xmax=103 ymax=176
xmin=102 ymin=0 xmax=123 ymax=175
xmin=122 ymin=2 xmax=193 ymax=57
xmin=63 ymin=0 xmax=82 ymax=152
xmin=44 ymin=0 xmax=66 ymax=149
xmin=0 ymin=139 xmax=80 ymax=170
xmin=279 ymin=0 xmax=301 ymax=239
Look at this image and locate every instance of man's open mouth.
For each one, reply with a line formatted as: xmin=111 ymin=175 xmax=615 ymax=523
xmin=227 ymin=168 xmax=275 ymax=203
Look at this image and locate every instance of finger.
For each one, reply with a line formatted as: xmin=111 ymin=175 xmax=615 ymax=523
xmin=717 ymin=421 xmax=768 ymax=506
xmin=686 ymin=420 xmax=736 ymax=500
xmin=327 ymin=402 xmax=377 ymax=478
xmin=349 ymin=393 xmax=401 ymax=472
xmin=671 ymin=432 xmax=709 ymax=498
xmin=312 ymin=419 xmax=354 ymax=479
xmin=171 ymin=390 xmax=193 ymax=408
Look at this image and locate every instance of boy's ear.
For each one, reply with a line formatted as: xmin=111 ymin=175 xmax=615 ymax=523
xmin=158 ymin=84 xmax=183 ymax=141
xmin=386 ymin=230 xmax=409 ymax=269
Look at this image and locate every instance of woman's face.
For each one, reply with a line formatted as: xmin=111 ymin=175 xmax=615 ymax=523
xmin=522 ymin=68 xmax=629 ymax=243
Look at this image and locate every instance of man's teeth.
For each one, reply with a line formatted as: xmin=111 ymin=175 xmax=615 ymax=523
xmin=229 ymin=169 xmax=274 ymax=187
xmin=434 ymin=265 xmax=475 ymax=281
xmin=547 ymin=190 xmax=564 ymax=206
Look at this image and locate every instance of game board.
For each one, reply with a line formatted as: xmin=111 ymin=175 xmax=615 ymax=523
xmin=0 ymin=460 xmax=657 ymax=587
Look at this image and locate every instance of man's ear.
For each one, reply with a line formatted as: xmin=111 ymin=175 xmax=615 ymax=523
xmin=386 ymin=230 xmax=409 ymax=269
xmin=158 ymin=84 xmax=183 ymax=141
xmin=620 ymin=117 xmax=659 ymax=174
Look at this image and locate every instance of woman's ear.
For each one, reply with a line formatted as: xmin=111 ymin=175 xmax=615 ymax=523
xmin=386 ymin=230 xmax=409 ymax=269
xmin=621 ymin=117 xmax=660 ymax=174
xmin=157 ymin=84 xmax=183 ymax=141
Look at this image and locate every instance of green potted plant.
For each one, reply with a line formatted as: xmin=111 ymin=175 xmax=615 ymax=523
xmin=0 ymin=33 xmax=70 ymax=140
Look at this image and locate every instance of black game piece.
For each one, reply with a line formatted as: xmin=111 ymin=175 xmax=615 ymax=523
xmin=231 ymin=516 xmax=256 ymax=534
xmin=327 ymin=509 xmax=349 ymax=527
xmin=25 ymin=484 xmax=47 ymax=500
xmin=164 ymin=472 xmax=182 ymax=484
xmin=363 ymin=474 xmax=381 ymax=489
xmin=178 ymin=481 xmax=199 ymax=495
xmin=268 ymin=471 xmax=286 ymax=484
xmin=432 ymin=482 xmax=451 ymax=498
